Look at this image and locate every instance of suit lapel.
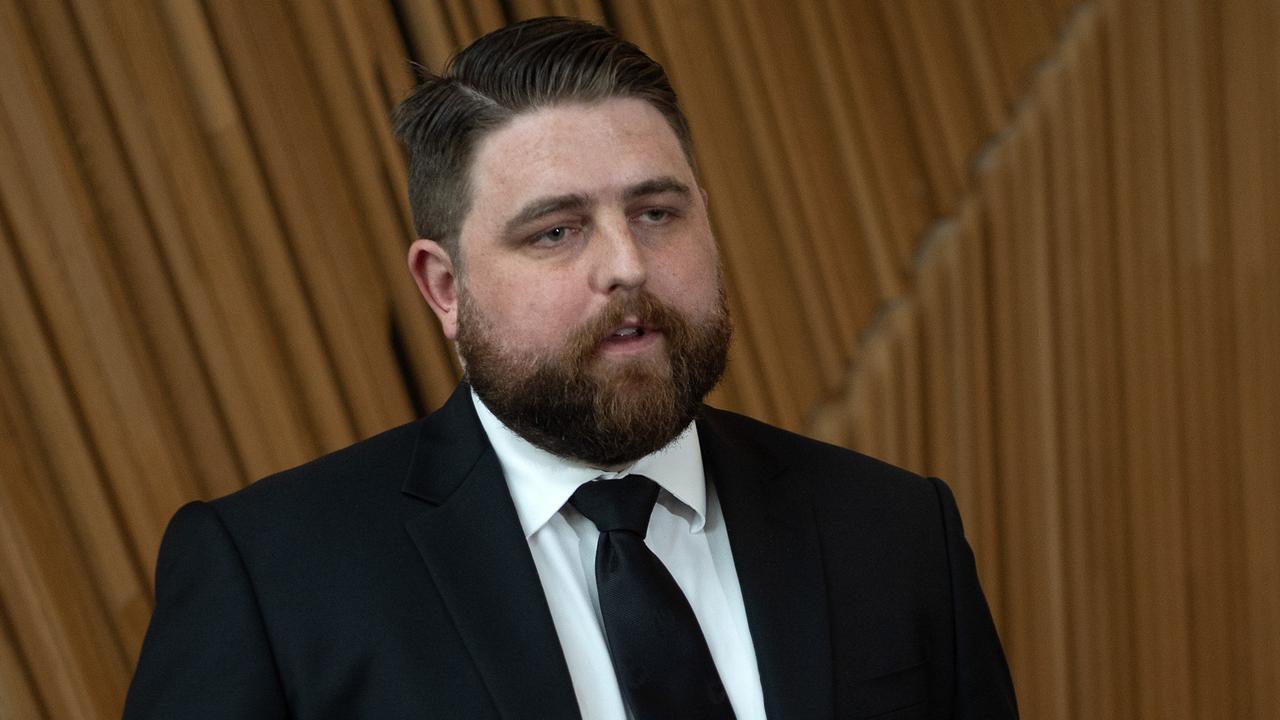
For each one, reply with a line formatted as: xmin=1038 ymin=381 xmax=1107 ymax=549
xmin=698 ymin=409 xmax=834 ymax=719
xmin=402 ymin=386 xmax=581 ymax=719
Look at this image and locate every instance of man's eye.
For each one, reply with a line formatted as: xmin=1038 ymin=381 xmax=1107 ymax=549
xmin=532 ymin=226 xmax=573 ymax=246
xmin=638 ymin=208 xmax=670 ymax=223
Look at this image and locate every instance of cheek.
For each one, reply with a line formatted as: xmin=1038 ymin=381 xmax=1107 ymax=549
xmin=657 ymin=242 xmax=721 ymax=305
xmin=481 ymin=275 xmax=587 ymax=344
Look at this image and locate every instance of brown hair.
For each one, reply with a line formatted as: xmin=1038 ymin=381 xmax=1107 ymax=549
xmin=392 ymin=16 xmax=693 ymax=260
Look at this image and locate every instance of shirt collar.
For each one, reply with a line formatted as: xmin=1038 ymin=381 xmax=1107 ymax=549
xmin=471 ymin=389 xmax=707 ymax=538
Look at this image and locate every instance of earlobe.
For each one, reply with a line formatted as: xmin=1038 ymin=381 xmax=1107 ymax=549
xmin=407 ymin=238 xmax=460 ymax=339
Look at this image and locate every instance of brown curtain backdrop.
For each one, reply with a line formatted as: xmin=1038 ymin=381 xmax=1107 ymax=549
xmin=1 ymin=0 xmax=1276 ymax=717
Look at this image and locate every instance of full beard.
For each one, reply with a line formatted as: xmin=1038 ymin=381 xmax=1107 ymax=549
xmin=456 ymin=287 xmax=731 ymax=468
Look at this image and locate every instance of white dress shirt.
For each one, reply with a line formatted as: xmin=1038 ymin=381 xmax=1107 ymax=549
xmin=471 ymin=391 xmax=767 ymax=720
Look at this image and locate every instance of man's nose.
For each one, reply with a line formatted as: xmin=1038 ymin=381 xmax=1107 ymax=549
xmin=589 ymin=217 xmax=648 ymax=293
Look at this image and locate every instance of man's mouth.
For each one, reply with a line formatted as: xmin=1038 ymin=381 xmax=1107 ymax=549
xmin=601 ymin=320 xmax=661 ymax=350
xmin=611 ymin=326 xmax=645 ymax=339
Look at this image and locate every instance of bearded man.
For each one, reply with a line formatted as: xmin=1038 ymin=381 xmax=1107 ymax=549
xmin=124 ymin=16 xmax=1017 ymax=720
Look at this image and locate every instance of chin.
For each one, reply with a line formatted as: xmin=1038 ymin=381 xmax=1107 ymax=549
xmin=591 ymin=353 xmax=670 ymax=383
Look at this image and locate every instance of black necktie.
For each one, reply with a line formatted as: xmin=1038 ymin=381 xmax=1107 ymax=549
xmin=569 ymin=475 xmax=735 ymax=720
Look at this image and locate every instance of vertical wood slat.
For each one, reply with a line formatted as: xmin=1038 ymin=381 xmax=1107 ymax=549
xmin=979 ymin=0 xmax=1056 ymax=107
xmin=1223 ymin=0 xmax=1280 ymax=712
xmin=346 ymin=2 xmax=421 ymax=111
xmin=797 ymin=0 xmax=903 ymax=304
xmin=1105 ymin=2 xmax=1196 ymax=716
xmin=901 ymin=0 xmax=988 ymax=182
xmin=709 ymin=2 xmax=846 ymax=392
xmin=890 ymin=301 xmax=925 ymax=474
xmin=983 ymin=113 xmax=1070 ymax=718
xmin=0 ymin=218 xmax=129 ymax=720
xmin=438 ymin=0 xmax=483 ymax=43
xmin=115 ymin=0 xmax=344 ymax=469
xmin=330 ymin=0 xmax=465 ymax=411
xmin=11 ymin=0 xmax=198 ymax=571
xmin=979 ymin=130 xmax=1017 ymax=659
xmin=286 ymin=0 xmax=460 ymax=413
xmin=877 ymin=0 xmax=964 ymax=215
xmin=691 ymin=1 xmax=836 ymax=414
xmin=1164 ymin=1 xmax=1246 ymax=716
xmin=741 ymin=3 xmax=879 ymax=350
xmin=0 ymin=489 xmax=110 ymax=720
xmin=737 ymin=1 xmax=866 ymax=361
xmin=0 ymin=601 xmax=46 ymax=720
xmin=275 ymin=0 xmax=424 ymax=428
xmin=952 ymin=0 xmax=1011 ymax=136
xmin=468 ymin=0 xmax=508 ymax=33
xmin=40 ymin=0 xmax=245 ymax=506
xmin=239 ymin=0 xmax=416 ymax=436
xmin=1070 ymin=12 xmax=1138 ymax=716
xmin=1018 ymin=99 xmax=1070 ymax=717
xmin=157 ymin=0 xmax=356 ymax=458
xmin=203 ymin=0 xmax=395 ymax=449
xmin=76 ymin=0 xmax=318 ymax=477
xmin=393 ymin=0 xmax=461 ymax=70
xmin=917 ymin=223 xmax=959 ymax=484
xmin=848 ymin=323 xmax=896 ymax=463
xmin=826 ymin=0 xmax=934 ymax=270
xmin=952 ymin=199 xmax=1002 ymax=618
xmin=1040 ymin=52 xmax=1088 ymax=720
xmin=0 ymin=0 xmax=158 ymax=661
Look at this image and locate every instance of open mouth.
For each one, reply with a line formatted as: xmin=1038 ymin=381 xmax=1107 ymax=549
xmin=601 ymin=320 xmax=660 ymax=349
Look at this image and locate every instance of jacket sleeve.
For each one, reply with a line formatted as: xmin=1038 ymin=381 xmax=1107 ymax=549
xmin=123 ymin=501 xmax=289 ymax=719
xmin=929 ymin=477 xmax=1019 ymax=719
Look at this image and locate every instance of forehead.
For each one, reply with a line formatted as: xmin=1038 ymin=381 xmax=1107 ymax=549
xmin=460 ymin=98 xmax=695 ymax=233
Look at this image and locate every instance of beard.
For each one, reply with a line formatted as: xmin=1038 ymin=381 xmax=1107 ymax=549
xmin=456 ymin=285 xmax=731 ymax=468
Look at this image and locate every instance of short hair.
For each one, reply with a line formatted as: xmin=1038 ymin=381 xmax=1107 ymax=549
xmin=392 ymin=16 xmax=694 ymax=259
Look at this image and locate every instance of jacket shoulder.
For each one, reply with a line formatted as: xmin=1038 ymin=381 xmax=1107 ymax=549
xmin=699 ymin=404 xmax=927 ymax=484
xmin=698 ymin=404 xmax=951 ymax=531
xmin=209 ymin=418 xmax=425 ymax=522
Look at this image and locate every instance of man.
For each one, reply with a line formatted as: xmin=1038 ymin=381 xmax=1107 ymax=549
xmin=124 ymin=16 xmax=1017 ymax=720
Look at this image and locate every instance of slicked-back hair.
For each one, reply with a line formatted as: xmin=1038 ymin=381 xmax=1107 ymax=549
xmin=392 ymin=16 xmax=694 ymax=262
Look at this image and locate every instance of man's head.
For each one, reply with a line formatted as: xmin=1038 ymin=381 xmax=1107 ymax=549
xmin=393 ymin=16 xmax=694 ymax=259
xmin=397 ymin=18 xmax=730 ymax=468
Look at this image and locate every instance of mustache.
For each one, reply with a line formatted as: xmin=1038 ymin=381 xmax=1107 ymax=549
xmin=563 ymin=291 xmax=687 ymax=359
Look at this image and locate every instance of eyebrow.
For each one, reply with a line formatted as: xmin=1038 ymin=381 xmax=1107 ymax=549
xmin=501 ymin=177 xmax=693 ymax=238
xmin=623 ymin=177 xmax=691 ymax=202
xmin=502 ymin=193 xmax=591 ymax=237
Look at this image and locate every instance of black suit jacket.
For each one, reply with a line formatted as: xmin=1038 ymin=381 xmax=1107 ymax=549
xmin=124 ymin=384 xmax=1017 ymax=719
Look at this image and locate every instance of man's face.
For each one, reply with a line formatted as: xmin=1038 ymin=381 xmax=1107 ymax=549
xmin=428 ymin=97 xmax=729 ymax=467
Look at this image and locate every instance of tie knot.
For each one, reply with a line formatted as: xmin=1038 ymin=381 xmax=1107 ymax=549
xmin=570 ymin=475 xmax=659 ymax=536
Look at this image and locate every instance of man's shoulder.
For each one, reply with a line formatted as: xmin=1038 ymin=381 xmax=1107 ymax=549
xmin=698 ymin=404 xmax=926 ymax=485
xmin=209 ymin=417 xmax=426 ymax=518
xmin=698 ymin=404 xmax=949 ymax=527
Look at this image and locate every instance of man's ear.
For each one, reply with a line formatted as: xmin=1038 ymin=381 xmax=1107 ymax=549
xmin=408 ymin=238 xmax=460 ymax=340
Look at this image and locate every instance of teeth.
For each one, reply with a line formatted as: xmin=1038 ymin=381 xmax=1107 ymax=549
xmin=614 ymin=327 xmax=641 ymax=338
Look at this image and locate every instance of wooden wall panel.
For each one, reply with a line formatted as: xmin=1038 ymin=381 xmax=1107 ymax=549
xmin=1164 ymin=2 xmax=1248 ymax=715
xmin=707 ymin=1 xmax=848 ymax=392
xmin=1222 ymin=0 xmax=1280 ymax=712
xmin=0 ymin=603 xmax=44 ymax=719
xmin=811 ymin=2 xmax=1277 ymax=717
xmin=827 ymin=0 xmax=934 ymax=265
xmin=1041 ymin=49 xmax=1091 ymax=719
xmin=2 ymin=1 xmax=1277 ymax=718
xmin=1109 ymin=2 xmax=1197 ymax=715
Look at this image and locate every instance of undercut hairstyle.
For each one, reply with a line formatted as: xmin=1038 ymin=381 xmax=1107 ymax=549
xmin=391 ymin=16 xmax=694 ymax=261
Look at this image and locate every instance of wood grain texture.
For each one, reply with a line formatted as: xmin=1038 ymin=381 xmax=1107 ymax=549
xmin=1 ymin=1 xmax=1276 ymax=718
